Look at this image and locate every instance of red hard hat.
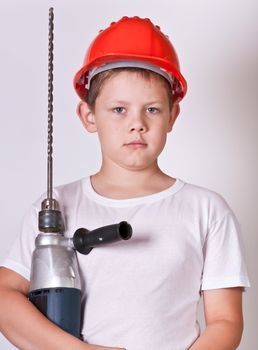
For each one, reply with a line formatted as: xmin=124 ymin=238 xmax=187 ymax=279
xmin=73 ymin=16 xmax=187 ymax=103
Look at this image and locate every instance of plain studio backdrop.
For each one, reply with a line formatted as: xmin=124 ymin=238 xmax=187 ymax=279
xmin=0 ymin=0 xmax=257 ymax=349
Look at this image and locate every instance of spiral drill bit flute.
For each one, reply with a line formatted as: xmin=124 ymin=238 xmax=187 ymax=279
xmin=28 ymin=8 xmax=132 ymax=338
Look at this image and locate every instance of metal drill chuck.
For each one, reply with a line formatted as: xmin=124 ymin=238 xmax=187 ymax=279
xmin=38 ymin=198 xmax=64 ymax=233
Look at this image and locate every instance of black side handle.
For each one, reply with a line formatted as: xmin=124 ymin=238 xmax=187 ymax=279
xmin=73 ymin=221 xmax=132 ymax=255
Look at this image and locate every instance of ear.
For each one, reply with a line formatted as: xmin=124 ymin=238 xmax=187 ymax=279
xmin=167 ymin=103 xmax=180 ymax=133
xmin=76 ymin=101 xmax=97 ymax=133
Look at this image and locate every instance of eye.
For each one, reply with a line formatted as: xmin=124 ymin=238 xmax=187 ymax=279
xmin=113 ymin=107 xmax=126 ymax=114
xmin=146 ymin=107 xmax=160 ymax=114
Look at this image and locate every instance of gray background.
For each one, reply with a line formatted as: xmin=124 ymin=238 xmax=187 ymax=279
xmin=0 ymin=0 xmax=257 ymax=349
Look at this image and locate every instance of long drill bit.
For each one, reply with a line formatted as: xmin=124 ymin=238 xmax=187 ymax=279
xmin=47 ymin=7 xmax=54 ymax=202
xmin=39 ymin=7 xmax=63 ymax=232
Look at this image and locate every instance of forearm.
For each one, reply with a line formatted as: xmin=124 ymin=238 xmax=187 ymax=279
xmin=0 ymin=287 xmax=88 ymax=350
xmin=189 ymin=320 xmax=243 ymax=350
xmin=0 ymin=288 xmax=122 ymax=350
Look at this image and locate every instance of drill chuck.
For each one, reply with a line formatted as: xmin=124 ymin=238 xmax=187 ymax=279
xmin=38 ymin=198 xmax=64 ymax=233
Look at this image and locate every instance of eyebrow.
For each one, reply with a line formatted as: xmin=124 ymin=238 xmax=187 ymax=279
xmin=108 ymin=100 xmax=130 ymax=105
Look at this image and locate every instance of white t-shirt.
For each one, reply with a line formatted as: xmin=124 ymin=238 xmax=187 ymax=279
xmin=2 ymin=177 xmax=250 ymax=350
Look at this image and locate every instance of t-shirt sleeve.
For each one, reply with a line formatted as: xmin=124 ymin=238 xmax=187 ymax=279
xmin=0 ymin=204 xmax=38 ymax=281
xmin=201 ymin=208 xmax=250 ymax=290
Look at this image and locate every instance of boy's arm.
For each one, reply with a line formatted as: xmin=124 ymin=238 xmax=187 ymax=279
xmin=189 ymin=287 xmax=243 ymax=350
xmin=0 ymin=267 xmax=125 ymax=350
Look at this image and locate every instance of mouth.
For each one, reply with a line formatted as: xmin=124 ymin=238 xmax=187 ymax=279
xmin=124 ymin=140 xmax=147 ymax=148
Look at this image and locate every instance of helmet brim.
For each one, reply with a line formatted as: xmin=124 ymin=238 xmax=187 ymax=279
xmin=73 ymin=54 xmax=187 ymax=102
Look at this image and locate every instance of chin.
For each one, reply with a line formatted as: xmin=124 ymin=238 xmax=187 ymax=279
xmin=121 ymin=161 xmax=156 ymax=171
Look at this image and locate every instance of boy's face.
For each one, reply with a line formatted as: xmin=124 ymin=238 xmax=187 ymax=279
xmin=78 ymin=71 xmax=179 ymax=172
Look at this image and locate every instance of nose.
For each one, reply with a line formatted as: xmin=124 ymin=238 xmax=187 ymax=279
xmin=129 ymin=112 xmax=147 ymax=133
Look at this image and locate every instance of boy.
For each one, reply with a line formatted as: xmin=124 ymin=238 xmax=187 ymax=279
xmin=0 ymin=16 xmax=250 ymax=350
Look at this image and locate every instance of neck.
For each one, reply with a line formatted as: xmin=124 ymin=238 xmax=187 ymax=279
xmin=90 ymin=160 xmax=175 ymax=199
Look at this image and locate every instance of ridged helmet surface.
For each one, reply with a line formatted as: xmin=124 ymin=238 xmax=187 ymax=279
xmin=74 ymin=16 xmax=187 ymax=102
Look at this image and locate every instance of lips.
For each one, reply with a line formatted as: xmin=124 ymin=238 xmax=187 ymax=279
xmin=124 ymin=140 xmax=147 ymax=148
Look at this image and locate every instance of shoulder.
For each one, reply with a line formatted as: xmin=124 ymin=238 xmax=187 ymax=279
xmin=177 ymin=180 xmax=235 ymax=223
xmin=31 ymin=177 xmax=86 ymax=210
xmin=179 ymin=180 xmax=229 ymax=207
xmin=54 ymin=178 xmax=84 ymax=198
